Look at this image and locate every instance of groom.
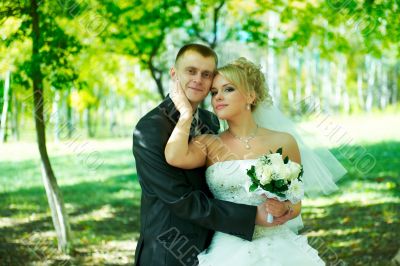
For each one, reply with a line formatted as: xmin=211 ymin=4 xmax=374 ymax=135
xmin=132 ymin=43 xmax=292 ymax=266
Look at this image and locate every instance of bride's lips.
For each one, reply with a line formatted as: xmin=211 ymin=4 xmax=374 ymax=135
xmin=215 ymin=104 xmax=228 ymax=110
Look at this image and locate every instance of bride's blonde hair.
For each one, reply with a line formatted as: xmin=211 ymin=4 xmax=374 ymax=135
xmin=217 ymin=57 xmax=273 ymax=111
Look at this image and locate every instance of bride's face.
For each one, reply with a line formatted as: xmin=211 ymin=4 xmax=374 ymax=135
xmin=210 ymin=74 xmax=248 ymax=120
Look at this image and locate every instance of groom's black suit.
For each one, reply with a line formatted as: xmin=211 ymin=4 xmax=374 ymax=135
xmin=132 ymin=96 xmax=257 ymax=266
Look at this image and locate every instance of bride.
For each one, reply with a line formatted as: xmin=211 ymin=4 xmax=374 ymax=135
xmin=165 ymin=57 xmax=330 ymax=265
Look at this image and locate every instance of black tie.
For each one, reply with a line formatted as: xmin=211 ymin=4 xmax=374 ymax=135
xmin=190 ymin=116 xmax=200 ymax=137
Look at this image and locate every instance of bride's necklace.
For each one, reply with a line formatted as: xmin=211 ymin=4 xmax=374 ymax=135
xmin=228 ymin=125 xmax=259 ymax=150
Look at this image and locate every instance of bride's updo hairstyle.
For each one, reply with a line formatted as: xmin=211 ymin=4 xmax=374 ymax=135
xmin=217 ymin=57 xmax=273 ymax=111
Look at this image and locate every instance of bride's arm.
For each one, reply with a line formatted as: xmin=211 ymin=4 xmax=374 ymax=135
xmin=164 ymin=79 xmax=208 ymax=169
xmin=164 ymin=116 xmax=208 ymax=169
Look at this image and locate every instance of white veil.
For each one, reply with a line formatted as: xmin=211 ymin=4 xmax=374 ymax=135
xmin=253 ymin=101 xmax=347 ymax=232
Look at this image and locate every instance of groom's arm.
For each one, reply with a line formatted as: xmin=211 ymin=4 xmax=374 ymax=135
xmin=133 ymin=118 xmax=257 ymax=241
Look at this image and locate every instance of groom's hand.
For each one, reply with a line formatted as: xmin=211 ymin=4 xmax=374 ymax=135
xmin=265 ymin=198 xmax=289 ymax=218
xmin=255 ymin=201 xmax=284 ymax=227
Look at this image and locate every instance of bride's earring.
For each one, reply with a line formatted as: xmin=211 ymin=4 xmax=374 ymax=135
xmin=246 ymin=104 xmax=251 ymax=111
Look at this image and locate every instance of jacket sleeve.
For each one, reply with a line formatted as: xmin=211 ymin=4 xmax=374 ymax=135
xmin=133 ymin=118 xmax=256 ymax=241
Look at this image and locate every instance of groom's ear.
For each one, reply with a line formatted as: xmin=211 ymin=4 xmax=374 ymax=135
xmin=170 ymin=67 xmax=177 ymax=81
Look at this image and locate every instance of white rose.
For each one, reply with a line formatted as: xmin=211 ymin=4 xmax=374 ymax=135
xmin=287 ymin=161 xmax=302 ymax=181
xmin=255 ymin=162 xmax=264 ymax=178
xmin=255 ymin=160 xmax=264 ymax=169
xmin=268 ymin=153 xmax=284 ymax=166
xmin=287 ymin=179 xmax=304 ymax=202
xmin=282 ymin=166 xmax=292 ymax=181
xmin=272 ymin=163 xmax=290 ymax=181
xmin=259 ymin=166 xmax=273 ymax=185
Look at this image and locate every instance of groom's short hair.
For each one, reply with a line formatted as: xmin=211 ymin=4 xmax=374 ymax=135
xmin=175 ymin=43 xmax=218 ymax=66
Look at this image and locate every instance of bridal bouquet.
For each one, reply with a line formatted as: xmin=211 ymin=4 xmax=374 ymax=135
xmin=247 ymin=148 xmax=304 ymax=223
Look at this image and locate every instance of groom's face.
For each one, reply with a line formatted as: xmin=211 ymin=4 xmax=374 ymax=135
xmin=171 ymin=51 xmax=216 ymax=107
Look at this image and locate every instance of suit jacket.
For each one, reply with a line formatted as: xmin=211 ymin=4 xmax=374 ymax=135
xmin=132 ymin=96 xmax=257 ymax=266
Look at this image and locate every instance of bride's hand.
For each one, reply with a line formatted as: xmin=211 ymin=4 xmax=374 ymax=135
xmin=256 ymin=201 xmax=284 ymax=227
xmin=170 ymin=78 xmax=193 ymax=119
xmin=265 ymin=198 xmax=288 ymax=218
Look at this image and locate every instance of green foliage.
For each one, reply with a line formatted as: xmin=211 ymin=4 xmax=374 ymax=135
xmin=1 ymin=0 xmax=400 ymax=135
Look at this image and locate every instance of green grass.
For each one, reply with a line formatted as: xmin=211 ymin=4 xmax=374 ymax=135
xmin=0 ymin=142 xmax=140 ymax=265
xmin=0 ymin=138 xmax=399 ymax=265
xmin=301 ymin=141 xmax=400 ymax=265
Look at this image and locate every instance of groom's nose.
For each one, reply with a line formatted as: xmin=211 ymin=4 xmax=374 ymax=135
xmin=193 ymin=73 xmax=202 ymax=84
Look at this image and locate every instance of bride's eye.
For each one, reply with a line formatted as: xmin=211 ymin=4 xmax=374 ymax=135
xmin=210 ymin=91 xmax=217 ymax=96
xmin=224 ymin=86 xmax=235 ymax=92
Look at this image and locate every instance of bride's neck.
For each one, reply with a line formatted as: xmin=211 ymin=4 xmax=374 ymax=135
xmin=227 ymin=115 xmax=258 ymax=137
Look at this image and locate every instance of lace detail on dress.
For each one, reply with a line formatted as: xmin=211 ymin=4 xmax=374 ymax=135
xmin=200 ymin=160 xmax=325 ymax=265
xmin=206 ymin=160 xmax=287 ymax=239
xmin=206 ymin=160 xmax=262 ymax=205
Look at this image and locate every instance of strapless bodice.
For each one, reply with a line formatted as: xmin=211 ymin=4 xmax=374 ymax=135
xmin=206 ymin=160 xmax=262 ymax=206
xmin=206 ymin=160 xmax=287 ymax=238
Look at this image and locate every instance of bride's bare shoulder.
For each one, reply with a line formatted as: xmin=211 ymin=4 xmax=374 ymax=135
xmin=263 ymin=128 xmax=296 ymax=144
xmin=258 ymin=127 xmax=300 ymax=161
xmin=261 ymin=128 xmax=298 ymax=153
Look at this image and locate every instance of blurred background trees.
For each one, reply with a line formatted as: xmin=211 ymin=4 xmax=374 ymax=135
xmin=1 ymin=0 xmax=398 ymax=141
xmin=0 ymin=0 xmax=399 ymax=263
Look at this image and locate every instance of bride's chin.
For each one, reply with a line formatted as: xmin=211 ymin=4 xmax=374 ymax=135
xmin=216 ymin=114 xmax=230 ymax=120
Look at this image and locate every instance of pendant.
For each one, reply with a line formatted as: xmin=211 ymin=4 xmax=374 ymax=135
xmin=244 ymin=139 xmax=251 ymax=149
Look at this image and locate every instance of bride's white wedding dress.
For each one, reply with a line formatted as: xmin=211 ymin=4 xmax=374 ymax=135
xmin=198 ymin=160 xmax=325 ymax=266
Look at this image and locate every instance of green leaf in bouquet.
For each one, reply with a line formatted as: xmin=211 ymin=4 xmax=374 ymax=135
xmin=275 ymin=184 xmax=288 ymax=192
xmin=299 ymin=166 xmax=304 ymax=179
xmin=276 ymin=147 xmax=283 ymax=155
xmin=284 ymin=156 xmax=289 ymax=164
xmin=261 ymin=183 xmax=273 ymax=192
xmin=249 ymin=183 xmax=258 ymax=192
xmin=276 ymin=192 xmax=286 ymax=197
xmin=247 ymin=166 xmax=255 ymax=176
xmin=275 ymin=179 xmax=285 ymax=188
xmin=247 ymin=166 xmax=258 ymax=183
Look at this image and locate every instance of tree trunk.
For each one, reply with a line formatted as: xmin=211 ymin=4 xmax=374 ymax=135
xmin=294 ymin=47 xmax=303 ymax=115
xmin=109 ymin=94 xmax=116 ymax=137
xmin=322 ymin=60 xmax=332 ymax=113
xmin=378 ymin=61 xmax=389 ymax=110
xmin=148 ymin=60 xmax=165 ymax=99
xmin=392 ymin=66 xmax=398 ymax=106
xmin=66 ymin=87 xmax=74 ymax=138
xmin=365 ymin=55 xmax=375 ymax=112
xmin=334 ymin=54 xmax=346 ymax=112
xmin=357 ymin=69 xmax=365 ymax=110
xmin=52 ymin=88 xmax=61 ymax=142
xmin=267 ymin=11 xmax=280 ymax=106
xmin=85 ymin=105 xmax=94 ymax=138
xmin=11 ymin=83 xmax=20 ymax=141
xmin=0 ymin=70 xmax=11 ymax=143
xmin=304 ymin=49 xmax=313 ymax=103
xmin=30 ymin=0 xmax=72 ymax=253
